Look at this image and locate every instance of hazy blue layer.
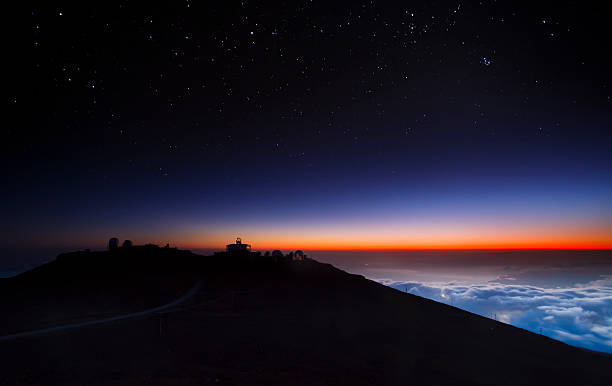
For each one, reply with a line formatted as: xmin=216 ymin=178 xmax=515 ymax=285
xmin=0 ymin=248 xmax=69 ymax=278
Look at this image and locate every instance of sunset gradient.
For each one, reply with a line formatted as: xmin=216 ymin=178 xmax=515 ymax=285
xmin=17 ymin=197 xmax=612 ymax=251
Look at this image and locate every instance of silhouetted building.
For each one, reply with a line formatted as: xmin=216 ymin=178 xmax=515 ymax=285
xmin=122 ymin=240 xmax=133 ymax=248
xmin=108 ymin=237 xmax=119 ymax=250
xmin=227 ymin=237 xmax=251 ymax=253
xmin=214 ymin=237 xmax=259 ymax=258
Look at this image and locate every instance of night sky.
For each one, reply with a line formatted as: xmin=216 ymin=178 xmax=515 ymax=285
xmin=5 ymin=1 xmax=612 ymax=250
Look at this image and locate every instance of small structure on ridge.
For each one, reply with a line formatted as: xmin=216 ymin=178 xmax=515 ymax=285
xmin=226 ymin=237 xmax=251 ymax=253
xmin=215 ymin=237 xmax=260 ymax=258
xmin=108 ymin=237 xmax=119 ymax=250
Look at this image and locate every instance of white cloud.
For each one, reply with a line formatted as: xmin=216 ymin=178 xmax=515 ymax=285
xmin=379 ymin=278 xmax=612 ymax=353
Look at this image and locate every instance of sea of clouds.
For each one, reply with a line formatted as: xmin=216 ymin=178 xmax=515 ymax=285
xmin=379 ymin=276 xmax=612 ymax=353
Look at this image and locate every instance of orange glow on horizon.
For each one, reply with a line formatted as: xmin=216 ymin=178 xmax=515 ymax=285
xmin=181 ymin=238 xmax=612 ymax=252
xmin=177 ymin=229 xmax=612 ymax=251
xmin=28 ymin=216 xmax=612 ymax=252
xmin=184 ymin=244 xmax=612 ymax=251
xmin=174 ymin=222 xmax=612 ymax=251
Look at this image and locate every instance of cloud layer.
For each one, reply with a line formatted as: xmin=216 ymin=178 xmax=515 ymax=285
xmin=379 ymin=276 xmax=612 ymax=353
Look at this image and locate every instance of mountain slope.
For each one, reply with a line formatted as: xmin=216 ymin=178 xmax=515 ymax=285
xmin=0 ymin=248 xmax=610 ymax=385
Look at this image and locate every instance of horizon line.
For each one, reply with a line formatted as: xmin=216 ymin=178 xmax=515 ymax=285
xmin=190 ymin=246 xmax=612 ymax=252
xmin=9 ymin=245 xmax=612 ymax=253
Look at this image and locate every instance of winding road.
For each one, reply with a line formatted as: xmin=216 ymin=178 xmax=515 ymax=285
xmin=0 ymin=280 xmax=203 ymax=341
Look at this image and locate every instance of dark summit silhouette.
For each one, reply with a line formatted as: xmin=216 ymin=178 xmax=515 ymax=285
xmin=0 ymin=240 xmax=610 ymax=385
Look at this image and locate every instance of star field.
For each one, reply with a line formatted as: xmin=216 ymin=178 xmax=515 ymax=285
xmin=4 ymin=1 xmax=612 ymax=249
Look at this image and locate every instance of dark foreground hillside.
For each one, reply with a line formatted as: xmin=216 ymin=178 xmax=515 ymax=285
xmin=0 ymin=247 xmax=610 ymax=385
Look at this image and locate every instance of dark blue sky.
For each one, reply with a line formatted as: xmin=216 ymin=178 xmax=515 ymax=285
xmin=4 ymin=1 xmax=612 ymax=249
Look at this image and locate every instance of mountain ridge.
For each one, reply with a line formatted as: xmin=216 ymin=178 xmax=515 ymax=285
xmin=0 ymin=247 xmax=610 ymax=385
